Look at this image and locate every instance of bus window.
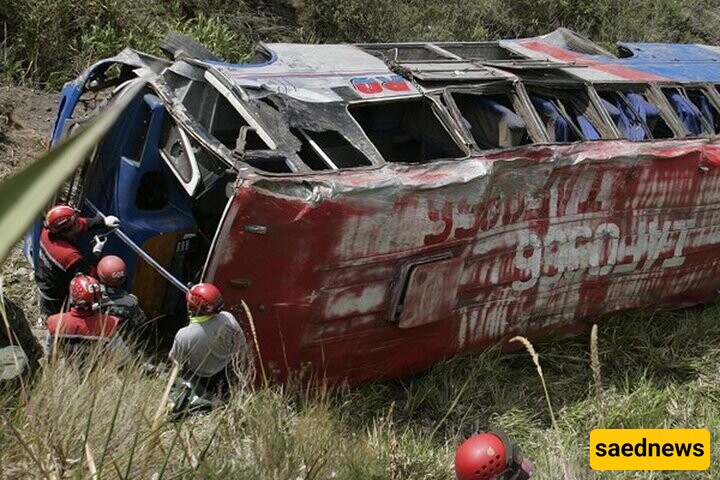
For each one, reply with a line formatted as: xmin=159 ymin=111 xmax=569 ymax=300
xmin=349 ymin=98 xmax=465 ymax=163
xmin=451 ymin=92 xmax=530 ymax=149
xmin=527 ymin=89 xmax=601 ymax=142
xmin=599 ymin=91 xmax=674 ymax=140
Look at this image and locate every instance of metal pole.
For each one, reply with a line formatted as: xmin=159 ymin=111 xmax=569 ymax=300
xmin=84 ymin=200 xmax=189 ymax=293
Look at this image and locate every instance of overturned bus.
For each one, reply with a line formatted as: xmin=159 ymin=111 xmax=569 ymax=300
xmin=27 ymin=29 xmax=720 ymax=385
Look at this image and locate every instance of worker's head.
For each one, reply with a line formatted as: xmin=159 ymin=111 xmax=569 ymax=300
xmin=186 ymin=283 xmax=224 ymax=316
xmin=454 ymin=431 xmax=534 ymax=480
xmin=97 ymin=255 xmax=127 ymax=287
xmin=44 ymin=205 xmax=79 ymax=234
xmin=69 ymin=274 xmax=103 ymax=312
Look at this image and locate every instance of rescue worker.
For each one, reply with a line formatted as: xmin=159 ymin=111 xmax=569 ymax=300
xmin=454 ymin=430 xmax=535 ymax=480
xmin=45 ymin=274 xmax=131 ymax=364
xmin=97 ymin=255 xmax=147 ymax=336
xmin=168 ymin=283 xmax=246 ymax=407
xmin=35 ymin=204 xmax=120 ymax=317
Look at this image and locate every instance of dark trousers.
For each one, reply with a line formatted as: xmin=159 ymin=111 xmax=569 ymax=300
xmin=181 ymin=366 xmax=229 ymax=397
xmin=39 ymin=293 xmax=66 ymax=318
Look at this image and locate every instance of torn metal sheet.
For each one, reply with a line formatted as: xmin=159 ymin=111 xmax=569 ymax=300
xmin=216 ymin=43 xmax=420 ymax=102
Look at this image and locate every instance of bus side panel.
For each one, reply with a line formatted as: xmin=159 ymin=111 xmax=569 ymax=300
xmin=210 ymin=139 xmax=720 ymax=386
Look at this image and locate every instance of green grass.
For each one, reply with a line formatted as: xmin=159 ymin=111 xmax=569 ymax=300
xmin=2 ymin=0 xmax=719 ymax=89
xmin=3 ymin=299 xmax=720 ymax=478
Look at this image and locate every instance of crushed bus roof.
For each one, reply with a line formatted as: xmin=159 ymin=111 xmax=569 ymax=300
xmin=198 ymin=28 xmax=720 ymax=106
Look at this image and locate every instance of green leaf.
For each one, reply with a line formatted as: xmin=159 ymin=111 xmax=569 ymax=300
xmin=0 ymin=79 xmax=147 ymax=262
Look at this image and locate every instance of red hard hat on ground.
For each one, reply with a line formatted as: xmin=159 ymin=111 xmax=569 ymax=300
xmin=45 ymin=205 xmax=78 ymax=233
xmin=69 ymin=274 xmax=102 ymax=310
xmin=186 ymin=283 xmax=224 ymax=315
xmin=455 ymin=432 xmax=508 ymax=480
xmin=97 ymin=255 xmax=127 ymax=287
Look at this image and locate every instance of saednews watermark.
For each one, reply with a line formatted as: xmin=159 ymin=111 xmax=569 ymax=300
xmin=590 ymin=429 xmax=710 ymax=470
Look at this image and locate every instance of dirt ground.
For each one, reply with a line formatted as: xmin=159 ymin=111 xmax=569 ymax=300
xmin=0 ymin=85 xmax=58 ymax=323
xmin=0 ymin=86 xmax=56 ymax=176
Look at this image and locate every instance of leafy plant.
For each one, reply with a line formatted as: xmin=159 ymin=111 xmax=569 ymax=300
xmin=0 ymin=80 xmax=146 ymax=262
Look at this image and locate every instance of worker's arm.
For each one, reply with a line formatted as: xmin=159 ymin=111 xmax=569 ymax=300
xmin=77 ymin=215 xmax=121 ymax=233
xmin=66 ymin=254 xmax=97 ymax=278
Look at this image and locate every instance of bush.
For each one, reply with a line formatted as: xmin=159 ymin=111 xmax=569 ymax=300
xmin=295 ymin=0 xmax=719 ymax=45
xmin=2 ymin=0 xmax=719 ymax=89
xmin=0 ymin=0 xmax=264 ymax=89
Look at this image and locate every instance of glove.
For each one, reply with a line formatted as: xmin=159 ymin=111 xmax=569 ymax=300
xmin=104 ymin=215 xmax=120 ymax=229
xmin=92 ymin=235 xmax=107 ymax=255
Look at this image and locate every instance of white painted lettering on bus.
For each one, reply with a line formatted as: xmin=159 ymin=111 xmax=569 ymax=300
xmin=512 ymin=219 xmax=695 ymax=291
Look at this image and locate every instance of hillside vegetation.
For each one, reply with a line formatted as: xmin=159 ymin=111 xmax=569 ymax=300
xmin=1 ymin=0 xmax=720 ymax=89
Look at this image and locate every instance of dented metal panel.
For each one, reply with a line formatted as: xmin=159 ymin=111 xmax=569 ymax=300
xmin=397 ymin=256 xmax=464 ymax=329
xmin=214 ymin=43 xmax=420 ymax=102
xmin=204 ymin=139 xmax=720 ymax=385
xmin=396 ymin=61 xmax=514 ymax=82
xmin=501 ymin=39 xmax=666 ymax=83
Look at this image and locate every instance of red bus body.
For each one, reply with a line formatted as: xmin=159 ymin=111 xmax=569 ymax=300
xmin=43 ymin=29 xmax=720 ymax=385
xmin=207 ymin=139 xmax=720 ymax=384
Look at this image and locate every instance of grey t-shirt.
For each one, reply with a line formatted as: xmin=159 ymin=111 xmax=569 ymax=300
xmin=169 ymin=311 xmax=246 ymax=378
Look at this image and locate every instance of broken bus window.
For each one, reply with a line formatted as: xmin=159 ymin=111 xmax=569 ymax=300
xmin=687 ymin=89 xmax=720 ymax=134
xmin=349 ymin=97 xmax=465 ymax=163
xmin=451 ymin=92 xmax=531 ymax=149
xmin=662 ymin=87 xmax=720 ymax=135
xmin=527 ymin=88 xmax=602 ymax=142
xmin=598 ymin=90 xmax=674 ymax=140
xmin=292 ymin=128 xmax=372 ymax=171
xmin=179 ymin=80 xmax=270 ymax=151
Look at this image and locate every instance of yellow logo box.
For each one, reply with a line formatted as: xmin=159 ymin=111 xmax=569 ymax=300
xmin=590 ymin=429 xmax=710 ymax=470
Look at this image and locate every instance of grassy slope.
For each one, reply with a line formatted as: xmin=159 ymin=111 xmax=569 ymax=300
xmin=3 ymin=1 xmax=720 ymax=477
xmin=2 ymin=307 xmax=720 ymax=478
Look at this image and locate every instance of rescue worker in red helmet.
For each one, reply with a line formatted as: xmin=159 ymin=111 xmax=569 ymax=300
xmin=169 ymin=283 xmax=247 ymax=394
xmin=34 ymin=204 xmax=120 ymax=317
xmin=45 ymin=274 xmax=131 ymax=364
xmin=454 ymin=430 xmax=535 ymax=480
xmin=97 ymin=255 xmax=147 ymax=336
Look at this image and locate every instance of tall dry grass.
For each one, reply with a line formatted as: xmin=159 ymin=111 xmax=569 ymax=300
xmin=2 ymin=301 xmax=720 ymax=478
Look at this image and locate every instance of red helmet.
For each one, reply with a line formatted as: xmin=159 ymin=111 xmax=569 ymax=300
xmin=455 ymin=433 xmax=508 ymax=480
xmin=97 ymin=255 xmax=127 ymax=287
xmin=45 ymin=205 xmax=78 ymax=233
xmin=69 ymin=274 xmax=102 ymax=310
xmin=186 ymin=283 xmax=224 ymax=315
